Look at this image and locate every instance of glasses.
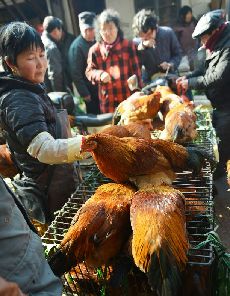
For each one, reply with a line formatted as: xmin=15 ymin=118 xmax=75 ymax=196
xmin=100 ymin=27 xmax=117 ymax=34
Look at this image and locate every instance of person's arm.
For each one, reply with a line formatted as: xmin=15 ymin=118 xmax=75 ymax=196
xmin=2 ymin=93 xmax=86 ymax=164
xmin=85 ymin=46 xmax=104 ymax=85
xmin=46 ymin=46 xmax=64 ymax=91
xmin=27 ymin=132 xmax=85 ymax=164
xmin=70 ymin=45 xmax=91 ymax=98
xmin=189 ymin=48 xmax=230 ymax=90
xmin=169 ymin=29 xmax=182 ymax=70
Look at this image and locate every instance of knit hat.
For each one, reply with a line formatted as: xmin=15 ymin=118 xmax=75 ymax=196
xmin=78 ymin=11 xmax=96 ymax=31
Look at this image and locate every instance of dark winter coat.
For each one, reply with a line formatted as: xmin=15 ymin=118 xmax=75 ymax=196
xmin=68 ymin=35 xmax=100 ymax=114
xmin=0 ymin=74 xmax=76 ymax=222
xmin=188 ymin=24 xmax=230 ymax=109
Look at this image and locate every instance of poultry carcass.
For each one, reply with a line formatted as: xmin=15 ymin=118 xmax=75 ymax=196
xmin=0 ymin=144 xmax=18 ymax=178
xmin=48 ymin=183 xmax=136 ymax=277
xmin=130 ymin=186 xmax=188 ymax=295
xmin=160 ymin=103 xmax=197 ymax=144
xmin=80 ymin=134 xmax=212 ymax=188
xmin=113 ymin=91 xmax=161 ymax=125
xmin=100 ymin=123 xmax=151 ymax=139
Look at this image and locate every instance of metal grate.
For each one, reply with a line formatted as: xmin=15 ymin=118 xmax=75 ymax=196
xmin=42 ymin=128 xmax=215 ymax=295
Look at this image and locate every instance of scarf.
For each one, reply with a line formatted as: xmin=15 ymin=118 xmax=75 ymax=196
xmin=205 ymin=23 xmax=227 ymax=52
xmin=102 ymin=36 xmax=120 ymax=58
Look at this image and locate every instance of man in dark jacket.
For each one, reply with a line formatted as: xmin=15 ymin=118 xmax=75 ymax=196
xmin=42 ymin=16 xmax=65 ymax=92
xmin=68 ymin=11 xmax=100 ymax=114
xmin=132 ymin=9 xmax=182 ymax=83
xmin=177 ymin=10 xmax=229 ymax=178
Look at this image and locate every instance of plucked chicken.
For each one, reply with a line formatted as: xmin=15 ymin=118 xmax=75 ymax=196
xmin=113 ymin=91 xmax=161 ymax=125
xmin=160 ymin=103 xmax=197 ymax=143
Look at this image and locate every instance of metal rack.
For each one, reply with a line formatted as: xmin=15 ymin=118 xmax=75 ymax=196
xmin=42 ymin=128 xmax=215 ymax=295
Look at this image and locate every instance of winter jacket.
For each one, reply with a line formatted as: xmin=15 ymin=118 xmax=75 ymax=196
xmin=68 ymin=35 xmax=100 ymax=114
xmin=135 ymin=26 xmax=182 ymax=81
xmin=0 ymin=74 xmax=76 ymax=222
xmin=41 ymin=31 xmax=65 ymax=92
xmin=188 ymin=23 xmax=230 ymax=109
xmin=0 ymin=177 xmax=62 ymax=295
xmin=174 ymin=19 xmax=198 ymax=61
xmin=86 ymin=38 xmax=142 ymax=113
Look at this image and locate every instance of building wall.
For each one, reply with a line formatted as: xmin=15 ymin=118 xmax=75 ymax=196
xmin=105 ymin=0 xmax=135 ymax=39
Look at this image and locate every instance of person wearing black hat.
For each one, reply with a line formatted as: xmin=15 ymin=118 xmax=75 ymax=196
xmin=68 ymin=11 xmax=100 ymax=114
xmin=177 ymin=9 xmax=230 ymax=179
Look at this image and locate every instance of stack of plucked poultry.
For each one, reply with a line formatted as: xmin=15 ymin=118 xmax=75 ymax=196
xmin=49 ymin=131 xmax=213 ymax=295
xmin=113 ymin=85 xmax=197 ymax=144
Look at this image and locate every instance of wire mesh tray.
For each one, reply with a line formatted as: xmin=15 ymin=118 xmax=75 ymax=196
xmin=42 ymin=129 xmax=215 ymax=295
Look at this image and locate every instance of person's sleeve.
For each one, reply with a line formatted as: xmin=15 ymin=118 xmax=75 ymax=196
xmin=27 ymin=132 xmax=86 ymax=164
xmin=169 ymin=29 xmax=182 ymax=70
xmin=128 ymin=41 xmax=143 ymax=88
xmin=85 ymin=47 xmax=104 ymax=85
xmin=46 ymin=46 xmax=64 ymax=91
xmin=70 ymin=45 xmax=90 ymax=97
xmin=189 ymin=48 xmax=230 ymax=90
xmin=2 ymin=93 xmax=50 ymax=149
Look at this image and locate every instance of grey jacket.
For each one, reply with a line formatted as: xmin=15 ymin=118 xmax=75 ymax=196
xmin=41 ymin=31 xmax=65 ymax=92
xmin=0 ymin=177 xmax=62 ymax=295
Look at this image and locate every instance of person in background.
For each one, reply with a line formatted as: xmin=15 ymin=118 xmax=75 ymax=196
xmin=174 ymin=5 xmax=198 ymax=71
xmin=132 ymin=9 xmax=182 ymax=83
xmin=58 ymin=25 xmax=75 ymax=92
xmin=0 ymin=22 xmax=87 ymax=225
xmin=68 ymin=11 xmax=100 ymax=114
xmin=41 ymin=16 xmax=65 ymax=92
xmin=86 ymin=9 xmax=142 ymax=113
xmin=176 ymin=10 xmax=229 ymax=179
xmin=0 ymin=177 xmax=62 ymax=295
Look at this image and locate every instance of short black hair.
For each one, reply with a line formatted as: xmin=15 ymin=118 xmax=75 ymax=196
xmin=96 ymin=9 xmax=124 ymax=42
xmin=43 ymin=16 xmax=63 ymax=33
xmin=178 ymin=6 xmax=193 ymax=23
xmin=132 ymin=9 xmax=158 ymax=37
xmin=0 ymin=22 xmax=44 ymax=73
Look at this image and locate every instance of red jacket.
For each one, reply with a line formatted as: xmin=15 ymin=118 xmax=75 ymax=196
xmin=86 ymin=38 xmax=142 ymax=113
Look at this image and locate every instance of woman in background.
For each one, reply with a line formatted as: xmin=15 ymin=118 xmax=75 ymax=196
xmin=86 ymin=9 xmax=142 ymax=113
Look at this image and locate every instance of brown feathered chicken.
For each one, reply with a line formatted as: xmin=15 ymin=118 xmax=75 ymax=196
xmin=130 ymin=186 xmax=189 ymax=295
xmin=113 ymin=91 xmax=161 ymax=125
xmin=49 ymin=183 xmax=136 ymax=276
xmin=100 ymin=123 xmax=151 ymax=139
xmin=81 ymin=134 xmax=210 ymax=188
xmin=0 ymin=144 xmax=18 ymax=178
xmin=160 ymin=103 xmax=197 ymax=143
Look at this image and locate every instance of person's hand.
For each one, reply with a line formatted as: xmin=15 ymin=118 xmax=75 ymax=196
xmin=0 ymin=277 xmax=26 ymax=296
xmin=83 ymin=95 xmax=91 ymax=102
xmin=142 ymin=38 xmax=155 ymax=48
xmin=176 ymin=76 xmax=186 ymax=85
xmin=100 ymin=72 xmax=111 ymax=84
xmin=159 ymin=62 xmax=172 ymax=71
xmin=180 ymin=79 xmax=189 ymax=92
